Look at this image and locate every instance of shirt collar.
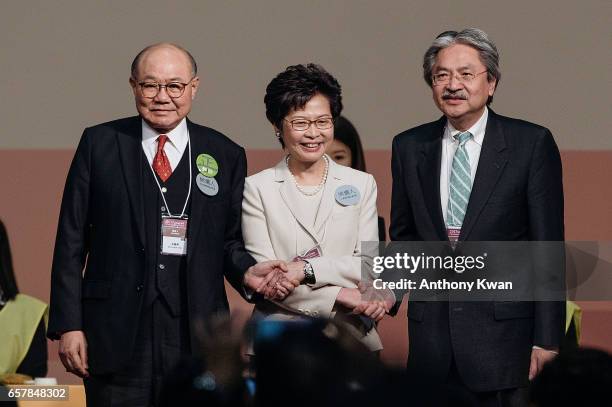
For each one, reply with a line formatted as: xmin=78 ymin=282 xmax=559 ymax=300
xmin=141 ymin=118 xmax=188 ymax=148
xmin=444 ymin=106 xmax=488 ymax=146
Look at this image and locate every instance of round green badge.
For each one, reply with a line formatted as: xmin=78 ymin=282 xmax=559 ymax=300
xmin=196 ymin=153 xmax=219 ymax=177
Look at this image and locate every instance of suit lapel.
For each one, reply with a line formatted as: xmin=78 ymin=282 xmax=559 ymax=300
xmin=116 ymin=117 xmax=145 ymax=247
xmin=276 ymin=159 xmax=322 ymax=244
xmin=417 ymin=118 xmax=447 ymax=240
xmin=460 ymin=110 xmax=508 ymax=241
xmin=186 ymin=120 xmax=211 ymax=264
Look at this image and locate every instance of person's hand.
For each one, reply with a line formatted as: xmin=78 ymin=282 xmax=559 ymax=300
xmin=352 ymin=300 xmax=388 ymax=322
xmin=244 ymin=260 xmax=298 ymax=300
xmin=261 ymin=269 xmax=300 ymax=300
xmin=529 ymin=347 xmax=558 ymax=380
xmin=284 ymin=261 xmax=306 ymax=284
xmin=359 ymin=282 xmax=396 ymax=313
xmin=336 ymin=287 xmax=388 ymax=322
xmin=257 ymin=260 xmax=304 ymax=300
xmin=58 ymin=330 xmax=89 ymax=378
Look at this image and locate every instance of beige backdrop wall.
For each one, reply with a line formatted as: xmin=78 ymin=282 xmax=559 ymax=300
xmin=1 ymin=0 xmax=610 ymax=149
xmin=1 ymin=0 xmax=611 ymax=384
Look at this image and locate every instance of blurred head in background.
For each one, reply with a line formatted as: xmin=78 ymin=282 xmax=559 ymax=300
xmin=326 ymin=116 xmax=366 ymax=172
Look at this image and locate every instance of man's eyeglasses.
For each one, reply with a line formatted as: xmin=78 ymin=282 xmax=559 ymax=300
xmin=432 ymin=70 xmax=488 ymax=86
xmin=284 ymin=117 xmax=334 ymax=131
xmin=134 ymin=77 xmax=196 ymax=98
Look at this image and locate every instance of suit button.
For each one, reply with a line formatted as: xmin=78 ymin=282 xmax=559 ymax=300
xmin=136 ymin=284 xmax=144 ymax=292
xmin=161 ymin=206 xmax=166 ymax=212
xmin=161 ymin=187 xmax=167 ymax=193
xmin=313 ymin=311 xmax=319 ymax=317
xmin=159 ymin=264 xmax=165 ymax=270
xmin=297 ymin=308 xmax=304 ymax=313
xmin=304 ymin=310 xmax=311 ymax=316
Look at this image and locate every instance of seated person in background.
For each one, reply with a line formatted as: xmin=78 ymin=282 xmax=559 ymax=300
xmin=326 ymin=115 xmax=387 ymax=241
xmin=0 ymin=219 xmax=48 ymax=379
xmin=242 ymin=64 xmax=387 ymax=352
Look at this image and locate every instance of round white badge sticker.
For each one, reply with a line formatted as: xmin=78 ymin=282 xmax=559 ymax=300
xmin=335 ymin=185 xmax=360 ymax=206
xmin=196 ymin=173 xmax=219 ymax=196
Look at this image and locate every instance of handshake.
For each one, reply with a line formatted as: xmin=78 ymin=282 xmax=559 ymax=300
xmin=242 ymin=260 xmax=306 ymax=300
xmin=243 ymin=260 xmax=395 ymax=322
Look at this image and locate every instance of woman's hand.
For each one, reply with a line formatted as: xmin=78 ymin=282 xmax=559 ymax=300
xmin=352 ymin=300 xmax=388 ymax=322
xmin=284 ymin=261 xmax=306 ymax=284
xmin=335 ymin=288 xmax=388 ymax=322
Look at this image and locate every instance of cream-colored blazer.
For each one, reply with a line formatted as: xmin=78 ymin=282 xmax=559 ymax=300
xmin=242 ymin=156 xmax=382 ymax=350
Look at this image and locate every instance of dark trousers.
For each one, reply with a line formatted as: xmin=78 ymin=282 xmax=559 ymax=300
xmin=84 ymin=297 xmax=190 ymax=407
xmin=445 ymin=358 xmax=529 ymax=407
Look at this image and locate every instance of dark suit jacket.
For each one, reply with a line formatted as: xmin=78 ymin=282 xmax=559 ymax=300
xmin=389 ymin=110 xmax=565 ymax=392
xmin=48 ymin=116 xmax=255 ymax=374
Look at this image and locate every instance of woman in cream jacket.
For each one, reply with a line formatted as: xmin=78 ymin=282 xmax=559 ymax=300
xmin=242 ymin=64 xmax=386 ymax=351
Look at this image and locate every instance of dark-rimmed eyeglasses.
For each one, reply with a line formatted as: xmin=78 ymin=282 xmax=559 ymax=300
xmin=134 ymin=77 xmax=196 ymax=98
xmin=432 ymin=70 xmax=488 ymax=86
xmin=284 ymin=117 xmax=334 ymax=131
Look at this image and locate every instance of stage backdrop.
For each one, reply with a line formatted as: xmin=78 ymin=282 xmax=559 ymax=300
xmin=0 ymin=0 xmax=610 ymax=384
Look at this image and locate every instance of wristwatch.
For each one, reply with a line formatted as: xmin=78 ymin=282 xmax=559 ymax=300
xmin=302 ymin=260 xmax=316 ymax=285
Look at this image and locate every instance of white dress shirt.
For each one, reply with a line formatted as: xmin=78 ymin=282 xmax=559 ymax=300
xmin=440 ymin=107 xmax=488 ymax=224
xmin=141 ymin=118 xmax=189 ymax=170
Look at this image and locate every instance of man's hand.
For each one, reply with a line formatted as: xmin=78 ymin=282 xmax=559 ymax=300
xmin=336 ymin=288 xmax=388 ymax=322
xmin=359 ymin=282 xmax=396 ymax=312
xmin=529 ymin=347 xmax=558 ymax=380
xmin=58 ymin=330 xmax=89 ymax=378
xmin=352 ymin=300 xmax=388 ymax=322
xmin=244 ymin=260 xmax=299 ymax=300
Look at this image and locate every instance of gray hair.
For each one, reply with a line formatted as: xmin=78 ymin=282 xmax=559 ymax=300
xmin=130 ymin=42 xmax=198 ymax=79
xmin=423 ymin=28 xmax=500 ymax=104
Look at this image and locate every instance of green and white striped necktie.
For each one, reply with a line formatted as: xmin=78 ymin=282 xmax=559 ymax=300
xmin=447 ymin=131 xmax=473 ymax=227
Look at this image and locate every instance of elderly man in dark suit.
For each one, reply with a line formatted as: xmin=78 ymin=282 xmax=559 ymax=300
xmin=48 ymin=43 xmax=295 ymax=407
xmin=389 ymin=29 xmax=564 ymax=406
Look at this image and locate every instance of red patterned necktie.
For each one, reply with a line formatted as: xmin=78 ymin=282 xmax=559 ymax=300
xmin=153 ymin=135 xmax=172 ymax=182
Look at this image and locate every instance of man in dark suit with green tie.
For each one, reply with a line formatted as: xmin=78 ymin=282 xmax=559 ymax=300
xmin=389 ymin=28 xmax=565 ymax=406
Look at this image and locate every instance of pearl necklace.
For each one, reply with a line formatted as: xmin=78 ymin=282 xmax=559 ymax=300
xmin=285 ymin=155 xmax=329 ymax=196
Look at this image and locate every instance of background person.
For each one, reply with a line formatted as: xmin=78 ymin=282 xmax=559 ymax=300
xmin=326 ymin=115 xmax=387 ymax=241
xmin=0 ymin=219 xmax=48 ymax=379
xmin=242 ymin=64 xmax=387 ymax=352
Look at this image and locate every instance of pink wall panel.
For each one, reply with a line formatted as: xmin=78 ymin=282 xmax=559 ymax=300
xmin=1 ymin=149 xmax=611 ymax=381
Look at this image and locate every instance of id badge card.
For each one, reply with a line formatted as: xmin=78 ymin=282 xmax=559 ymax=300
xmin=292 ymin=244 xmax=323 ymax=262
xmin=161 ymin=216 xmax=188 ymax=256
xmin=446 ymin=226 xmax=461 ymax=242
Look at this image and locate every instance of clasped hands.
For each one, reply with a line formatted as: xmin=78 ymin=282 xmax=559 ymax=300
xmin=244 ymin=261 xmax=395 ymax=322
xmin=336 ymin=283 xmax=395 ymax=322
xmin=243 ymin=260 xmax=305 ymax=300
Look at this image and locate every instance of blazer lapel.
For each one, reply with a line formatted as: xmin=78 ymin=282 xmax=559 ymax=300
xmin=460 ymin=110 xmax=508 ymax=241
xmin=276 ymin=159 xmax=322 ymax=244
xmin=417 ymin=118 xmax=447 ymax=240
xmin=116 ymin=116 xmax=145 ymax=247
xmin=313 ymin=157 xmax=342 ymax=237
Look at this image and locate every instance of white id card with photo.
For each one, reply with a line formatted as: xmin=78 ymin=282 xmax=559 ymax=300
xmin=161 ymin=216 xmax=188 ymax=256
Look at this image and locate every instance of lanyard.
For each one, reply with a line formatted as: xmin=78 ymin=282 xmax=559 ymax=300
xmin=147 ymin=133 xmax=193 ymax=218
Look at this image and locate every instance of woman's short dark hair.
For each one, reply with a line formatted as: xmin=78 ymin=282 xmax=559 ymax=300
xmin=0 ymin=219 xmax=19 ymax=302
xmin=265 ymin=63 xmax=343 ymax=147
xmin=333 ymin=116 xmax=367 ymax=172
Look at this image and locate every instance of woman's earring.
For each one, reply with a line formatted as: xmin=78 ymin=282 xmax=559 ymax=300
xmin=275 ymin=131 xmax=281 ymax=139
